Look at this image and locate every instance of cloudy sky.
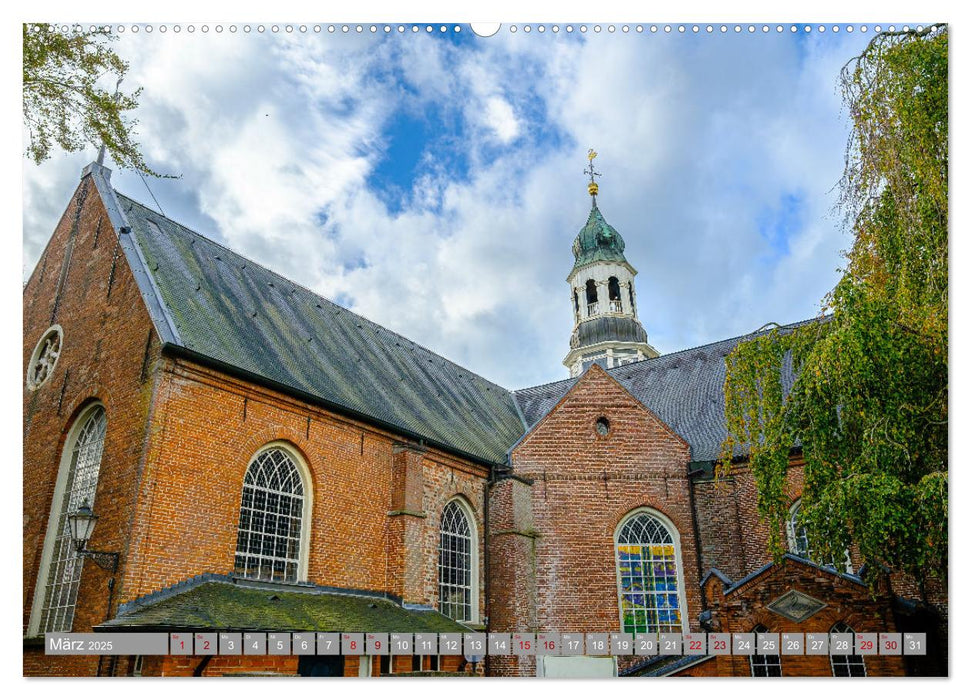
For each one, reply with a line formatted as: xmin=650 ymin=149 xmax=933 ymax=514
xmin=23 ymin=23 xmax=875 ymax=390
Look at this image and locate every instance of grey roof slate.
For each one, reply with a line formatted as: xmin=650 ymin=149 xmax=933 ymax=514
xmin=514 ymin=320 xmax=811 ymax=461
xmin=115 ymin=192 xmax=526 ymax=465
xmin=103 ymin=175 xmax=814 ymax=469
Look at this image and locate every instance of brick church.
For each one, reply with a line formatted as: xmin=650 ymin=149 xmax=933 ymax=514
xmin=23 ymin=160 xmax=946 ymax=677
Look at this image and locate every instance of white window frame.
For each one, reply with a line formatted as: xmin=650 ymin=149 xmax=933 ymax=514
xmin=28 ymin=402 xmax=107 ymax=636
xmin=749 ymin=625 xmax=782 ymax=677
xmin=613 ymin=507 xmax=689 ymax=635
xmin=787 ymin=499 xmax=853 ymax=573
xmin=233 ymin=441 xmax=313 ymax=583
xmin=829 ymin=622 xmax=867 ymax=677
xmin=437 ymin=496 xmax=480 ymax=624
xmin=786 ymin=500 xmax=812 ymax=559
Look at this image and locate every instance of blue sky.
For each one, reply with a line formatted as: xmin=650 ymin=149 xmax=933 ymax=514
xmin=23 ymin=23 xmax=882 ymax=389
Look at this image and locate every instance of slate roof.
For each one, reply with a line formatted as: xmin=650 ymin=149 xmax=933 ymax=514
xmin=88 ymin=166 xmax=815 ymax=469
xmin=98 ymin=574 xmax=470 ymax=633
xmin=514 ymin=319 xmax=812 ymax=462
xmin=113 ymin=191 xmax=526 ymax=466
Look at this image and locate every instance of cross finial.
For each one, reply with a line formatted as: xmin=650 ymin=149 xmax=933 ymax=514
xmin=584 ymin=149 xmax=601 ymax=205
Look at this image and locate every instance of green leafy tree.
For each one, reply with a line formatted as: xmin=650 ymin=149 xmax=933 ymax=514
xmin=23 ymin=23 xmax=167 ymax=177
xmin=719 ymin=25 xmax=947 ymax=594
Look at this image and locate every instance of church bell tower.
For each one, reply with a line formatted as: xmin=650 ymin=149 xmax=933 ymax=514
xmin=563 ymin=151 xmax=659 ymax=377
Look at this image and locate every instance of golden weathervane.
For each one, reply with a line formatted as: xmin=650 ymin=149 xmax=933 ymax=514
xmin=584 ymin=149 xmax=601 ymax=201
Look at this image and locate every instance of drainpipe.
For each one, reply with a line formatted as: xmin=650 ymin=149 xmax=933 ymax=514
xmin=687 ymin=463 xmax=709 ymax=615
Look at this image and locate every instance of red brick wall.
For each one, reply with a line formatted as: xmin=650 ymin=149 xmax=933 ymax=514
xmin=24 ymin=177 xmax=490 ymax=678
xmin=693 ymin=556 xmax=906 ymax=676
xmin=23 ymin=175 xmax=163 ymax=676
xmin=491 ymin=364 xmax=698 ymax=676
xmin=121 ymin=358 xmax=489 ymax=612
xmin=692 ymin=462 xmax=806 ymax=580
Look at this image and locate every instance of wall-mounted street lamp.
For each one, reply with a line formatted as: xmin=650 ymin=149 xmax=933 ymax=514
xmin=68 ymin=501 xmax=119 ymax=572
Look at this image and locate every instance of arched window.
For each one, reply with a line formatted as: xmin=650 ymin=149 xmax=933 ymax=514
xmin=608 ymin=277 xmax=622 ymax=312
xmin=615 ymin=510 xmax=685 ymax=633
xmin=573 ymin=290 xmax=580 ymax=320
xmin=750 ymin=625 xmax=782 ymax=677
xmin=830 ymin=622 xmax=867 ymax=677
xmin=787 ymin=499 xmax=852 ymax=573
xmin=628 ymin=284 xmax=636 ymax=315
xmin=585 ymin=279 xmax=598 ymax=303
xmin=608 ymin=277 xmax=621 ymax=300
xmin=30 ymin=404 xmax=107 ymax=634
xmin=438 ymin=499 xmax=477 ymax=622
xmin=234 ymin=445 xmax=308 ymax=583
xmin=786 ymin=500 xmax=811 ymax=559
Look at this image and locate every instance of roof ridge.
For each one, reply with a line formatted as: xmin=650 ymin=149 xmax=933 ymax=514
xmin=512 ymin=316 xmax=820 ymax=395
xmin=114 ymin=191 xmax=516 ymax=396
xmin=115 ymin=572 xmax=415 ymax=618
xmin=116 ymin=572 xmax=232 ymax=616
xmin=512 ymin=374 xmax=576 ymax=397
xmin=605 ymin=316 xmax=820 ymax=370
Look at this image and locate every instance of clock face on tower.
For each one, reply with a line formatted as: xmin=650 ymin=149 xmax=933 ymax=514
xmin=26 ymin=325 xmax=63 ymax=391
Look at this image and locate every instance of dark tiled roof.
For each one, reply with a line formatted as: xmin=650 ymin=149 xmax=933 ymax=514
xmin=98 ymin=574 xmax=470 ymax=632
xmin=115 ymin=193 xmax=526 ymax=465
xmin=724 ymin=552 xmax=866 ymax=595
xmin=621 ymin=654 xmax=714 ymax=677
xmin=514 ymin=320 xmax=812 ymax=461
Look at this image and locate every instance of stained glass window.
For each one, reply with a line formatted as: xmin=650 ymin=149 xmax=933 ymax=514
xmin=234 ymin=447 xmax=305 ymax=583
xmin=616 ymin=511 xmax=683 ymax=633
xmin=750 ymin=625 xmax=782 ymax=676
xmin=830 ymin=622 xmax=867 ymax=677
xmin=439 ymin=500 xmax=474 ymax=622
xmin=35 ymin=405 xmax=107 ymax=633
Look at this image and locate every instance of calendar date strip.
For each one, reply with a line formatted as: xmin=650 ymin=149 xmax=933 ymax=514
xmin=44 ymin=631 xmax=927 ymax=656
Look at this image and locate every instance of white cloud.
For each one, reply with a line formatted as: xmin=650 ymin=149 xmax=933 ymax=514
xmin=22 ymin=28 xmax=873 ymax=390
xmin=484 ymin=97 xmax=519 ymax=143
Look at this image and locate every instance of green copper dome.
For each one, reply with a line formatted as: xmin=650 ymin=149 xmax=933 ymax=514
xmin=571 ymin=205 xmax=628 ymax=274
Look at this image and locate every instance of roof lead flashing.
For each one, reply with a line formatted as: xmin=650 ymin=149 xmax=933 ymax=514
xmin=81 ymin=161 xmax=112 ymax=182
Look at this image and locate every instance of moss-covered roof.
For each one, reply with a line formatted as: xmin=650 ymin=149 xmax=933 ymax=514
xmin=98 ymin=576 xmax=470 ymax=633
xmin=115 ymin=193 xmax=526 ymax=465
xmin=570 ymin=205 xmax=628 ymax=274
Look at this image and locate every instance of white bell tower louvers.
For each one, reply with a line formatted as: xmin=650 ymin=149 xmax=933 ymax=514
xmin=563 ymin=151 xmax=658 ymax=377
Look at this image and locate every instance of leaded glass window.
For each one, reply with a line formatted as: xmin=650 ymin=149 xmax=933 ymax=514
xmin=234 ymin=447 xmax=305 ymax=583
xmin=616 ymin=511 xmax=683 ymax=633
xmin=787 ymin=499 xmax=853 ymax=573
xmin=36 ymin=405 xmax=107 ymax=633
xmin=787 ymin=501 xmax=811 ymax=559
xmin=750 ymin=625 xmax=782 ymax=677
xmin=438 ymin=500 xmax=474 ymax=622
xmin=830 ymin=622 xmax=867 ymax=677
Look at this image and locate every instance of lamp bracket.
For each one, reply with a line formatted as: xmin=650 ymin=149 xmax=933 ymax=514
xmin=79 ymin=549 xmax=119 ymax=572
